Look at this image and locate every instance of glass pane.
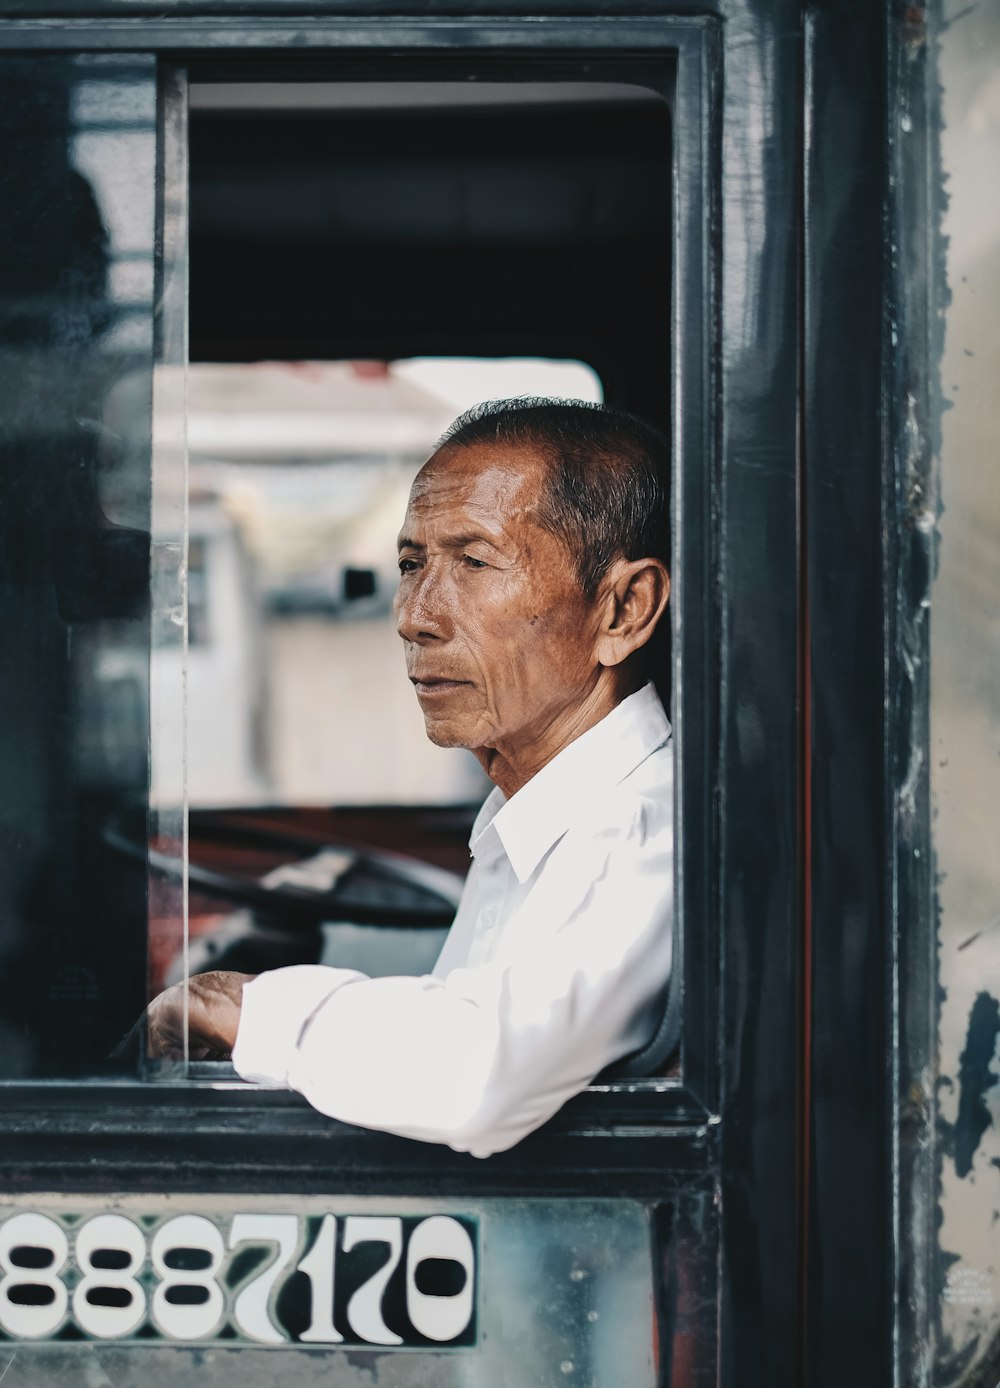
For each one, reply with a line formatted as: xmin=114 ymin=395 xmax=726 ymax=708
xmin=0 ymin=55 xmax=157 ymax=1078
xmin=147 ymin=66 xmax=190 ymax=1061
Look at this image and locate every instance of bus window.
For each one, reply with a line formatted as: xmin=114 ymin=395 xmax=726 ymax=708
xmin=147 ymin=77 xmax=676 ymax=1081
xmin=0 ymin=67 xmax=679 ymax=1098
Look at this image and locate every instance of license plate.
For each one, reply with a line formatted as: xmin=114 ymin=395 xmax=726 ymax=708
xmin=0 ymin=1207 xmax=477 ymax=1348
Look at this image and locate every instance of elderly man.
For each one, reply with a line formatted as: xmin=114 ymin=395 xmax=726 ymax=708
xmin=148 ymin=398 xmax=673 ymax=1158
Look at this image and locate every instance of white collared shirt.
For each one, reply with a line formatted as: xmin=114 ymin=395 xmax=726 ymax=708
xmin=233 ymin=682 xmax=673 ymax=1158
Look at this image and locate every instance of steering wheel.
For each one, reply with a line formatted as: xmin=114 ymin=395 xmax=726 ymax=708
xmin=106 ymin=810 xmax=463 ymax=930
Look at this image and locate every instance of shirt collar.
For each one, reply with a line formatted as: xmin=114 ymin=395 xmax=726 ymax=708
xmin=468 ymin=682 xmax=671 ymax=884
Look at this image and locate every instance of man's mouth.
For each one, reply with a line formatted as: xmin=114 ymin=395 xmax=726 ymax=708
xmin=409 ymin=676 xmax=471 ymax=696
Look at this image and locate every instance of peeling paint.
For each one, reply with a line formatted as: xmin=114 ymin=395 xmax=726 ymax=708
xmin=952 ymin=994 xmax=1000 ymax=1179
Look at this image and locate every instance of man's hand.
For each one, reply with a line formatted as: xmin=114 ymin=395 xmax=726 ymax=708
xmin=145 ymin=971 xmax=256 ymax=1061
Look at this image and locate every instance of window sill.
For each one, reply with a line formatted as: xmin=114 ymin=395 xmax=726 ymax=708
xmin=0 ymin=1078 xmax=716 ymax=1193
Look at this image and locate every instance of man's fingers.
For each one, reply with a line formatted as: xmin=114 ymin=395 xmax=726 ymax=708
xmin=117 ymin=974 xmax=250 ymax=1064
xmin=144 ymin=985 xmax=188 ymax=1059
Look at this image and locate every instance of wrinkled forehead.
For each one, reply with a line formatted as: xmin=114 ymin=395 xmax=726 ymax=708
xmin=405 ymin=441 xmax=552 ymax=523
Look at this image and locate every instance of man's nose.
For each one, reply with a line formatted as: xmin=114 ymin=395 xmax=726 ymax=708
xmin=395 ymin=568 xmax=451 ymax=644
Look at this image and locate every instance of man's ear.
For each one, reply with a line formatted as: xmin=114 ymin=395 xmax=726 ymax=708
xmin=595 ymin=557 xmax=670 ymax=669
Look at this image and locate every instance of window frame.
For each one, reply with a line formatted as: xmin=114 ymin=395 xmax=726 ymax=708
xmin=0 ymin=8 xmax=814 ymax=1378
xmin=158 ymin=35 xmax=718 ymax=1131
xmin=0 ymin=12 xmax=776 ymax=1197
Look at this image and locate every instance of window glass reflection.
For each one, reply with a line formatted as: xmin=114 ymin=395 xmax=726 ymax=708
xmin=0 ymin=57 xmax=156 ymax=1078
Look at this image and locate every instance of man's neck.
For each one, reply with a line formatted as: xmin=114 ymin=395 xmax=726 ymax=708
xmin=477 ymin=669 xmax=643 ymax=798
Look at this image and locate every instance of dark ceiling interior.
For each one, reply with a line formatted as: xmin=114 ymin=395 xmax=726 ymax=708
xmin=189 ymin=94 xmax=672 ymax=430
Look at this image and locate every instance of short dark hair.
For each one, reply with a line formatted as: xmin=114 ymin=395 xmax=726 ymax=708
xmin=436 ymin=398 xmax=670 ymax=598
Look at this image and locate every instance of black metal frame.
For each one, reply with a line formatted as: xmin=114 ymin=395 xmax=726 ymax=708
xmin=0 ymin=4 xmax=899 ymax=1385
xmin=887 ymin=5 xmax=937 ymax=1382
xmin=801 ymin=7 xmax=892 ymax=1386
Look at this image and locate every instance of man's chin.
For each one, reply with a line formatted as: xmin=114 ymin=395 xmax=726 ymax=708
xmin=422 ymin=719 xmax=470 ymax=750
xmin=417 ymin=708 xmax=481 ymax=751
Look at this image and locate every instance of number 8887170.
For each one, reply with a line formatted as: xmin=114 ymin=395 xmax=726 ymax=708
xmin=0 ymin=1210 xmax=477 ymax=1348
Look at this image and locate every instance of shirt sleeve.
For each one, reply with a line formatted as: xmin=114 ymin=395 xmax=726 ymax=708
xmin=231 ymin=793 xmax=671 ymax=1158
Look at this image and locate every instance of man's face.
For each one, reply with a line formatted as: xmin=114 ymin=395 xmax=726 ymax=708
xmin=395 ymin=442 xmax=604 ymax=764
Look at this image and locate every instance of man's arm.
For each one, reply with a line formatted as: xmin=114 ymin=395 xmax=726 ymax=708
xmin=146 ymin=791 xmax=670 ymax=1157
xmin=231 ymin=791 xmax=671 ymax=1157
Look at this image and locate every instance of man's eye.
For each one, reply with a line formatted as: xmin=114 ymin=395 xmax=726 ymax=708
xmin=398 ymin=558 xmax=419 ymax=574
xmin=462 ymin=555 xmax=488 ymax=569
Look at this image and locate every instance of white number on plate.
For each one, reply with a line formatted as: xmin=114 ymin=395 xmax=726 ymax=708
xmin=406 ymin=1215 xmax=475 ymax=1342
xmin=151 ymin=1214 xmax=225 ymax=1341
xmin=297 ymin=1214 xmax=343 ymax=1343
xmin=229 ymin=1213 xmax=299 ymax=1344
xmin=0 ymin=1213 xmax=69 ymax=1339
xmin=73 ymin=1215 xmax=147 ymax=1339
xmin=343 ymin=1216 xmax=404 ymax=1346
